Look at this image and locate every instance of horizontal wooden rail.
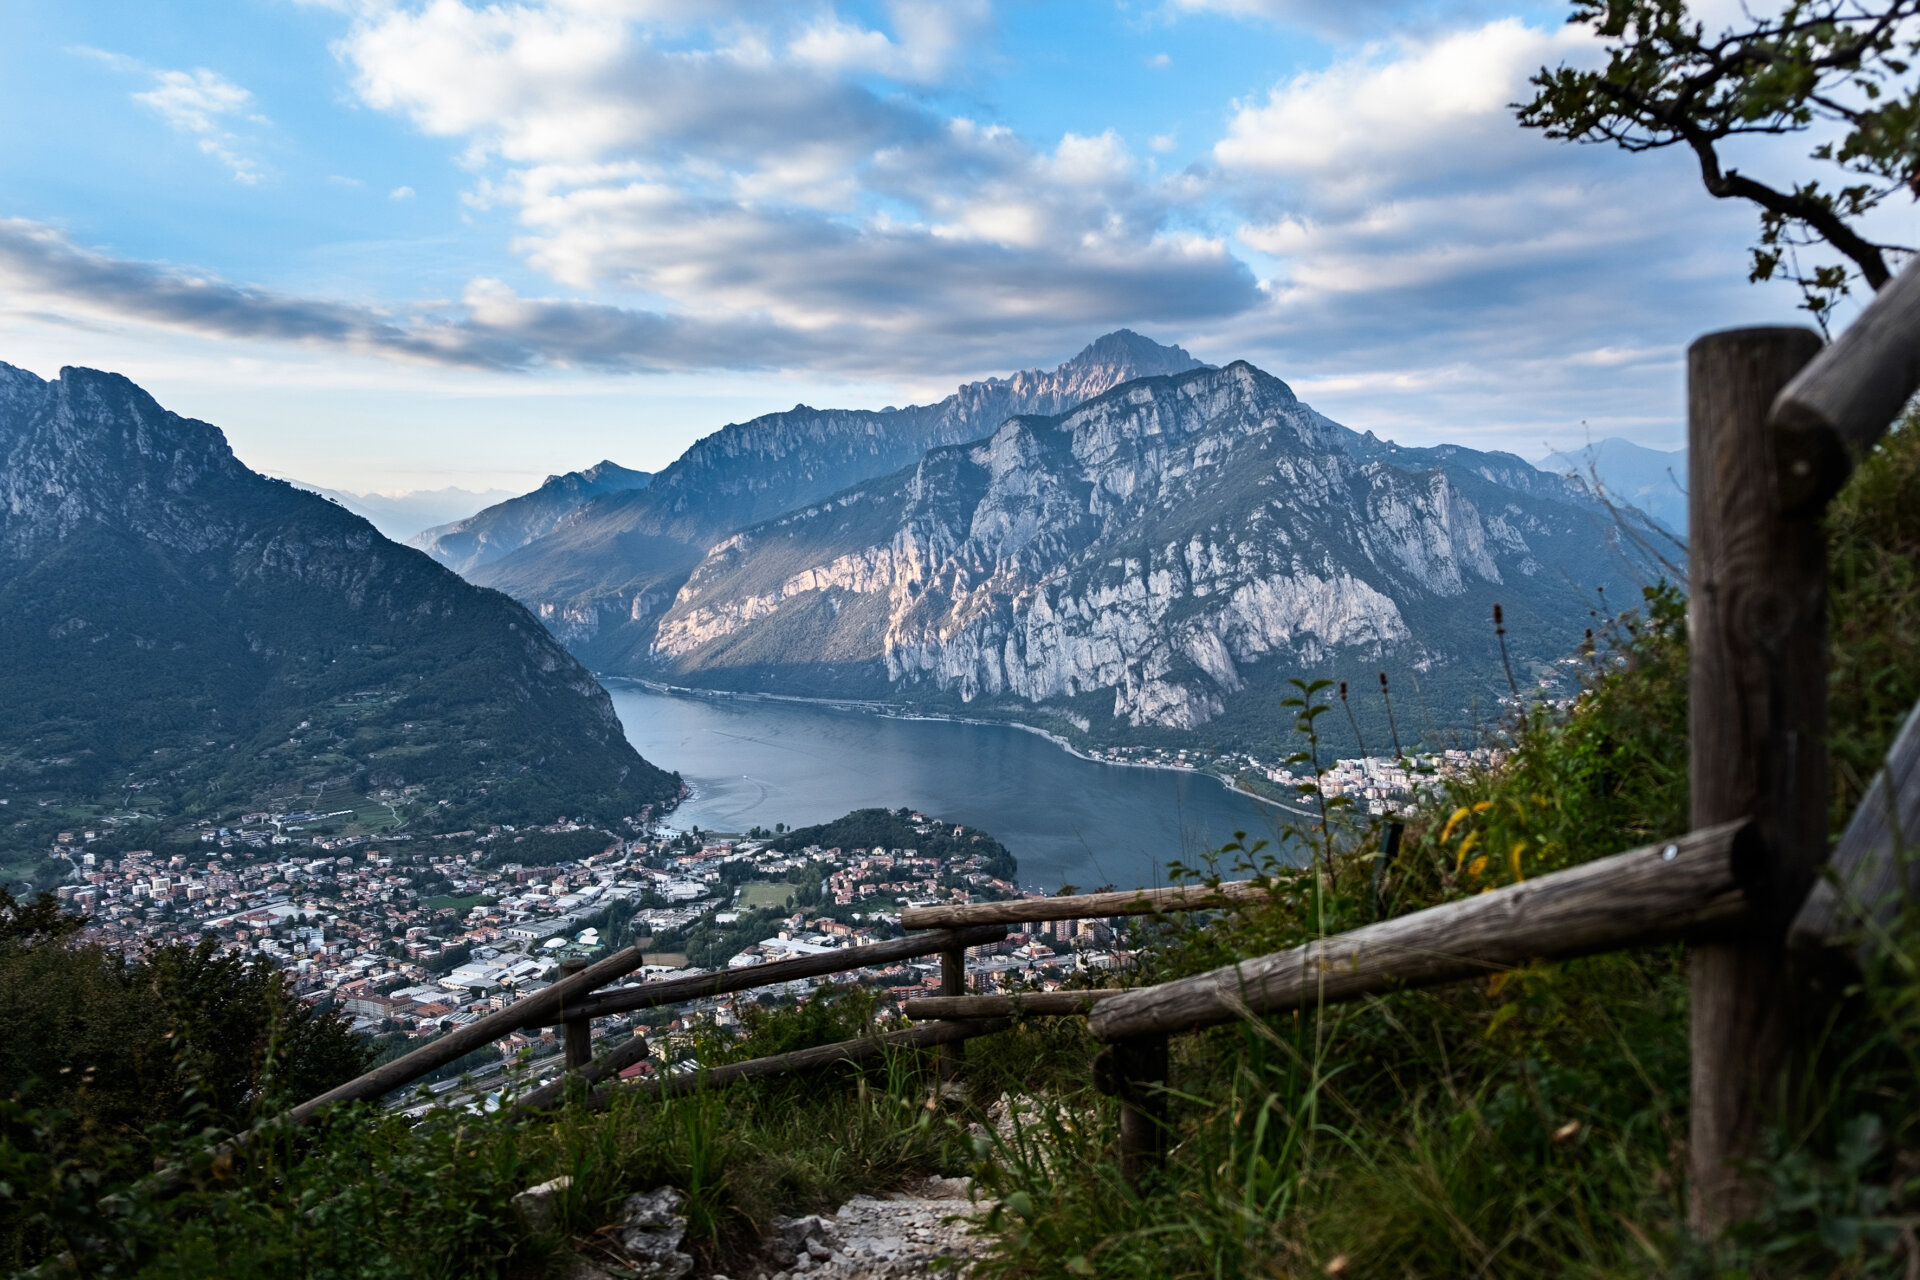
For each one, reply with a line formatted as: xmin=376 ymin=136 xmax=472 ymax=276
xmin=510 ymin=1030 xmax=656 ymax=1117
xmin=1791 ymin=698 xmax=1920 ymax=957
xmin=900 ymin=880 xmax=1273 ymax=930
xmin=286 ymin=944 xmax=645 ymax=1125
xmin=587 ymin=1019 xmax=1009 ymax=1107
xmin=1771 ymin=256 xmax=1920 ymax=512
xmin=1089 ymin=821 xmax=1759 ymax=1042
xmin=531 ymin=925 xmax=1009 ymax=1026
xmin=902 ymin=991 xmax=1120 ymax=1019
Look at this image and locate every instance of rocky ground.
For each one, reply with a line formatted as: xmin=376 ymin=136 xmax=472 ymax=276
xmin=557 ymin=1175 xmax=991 ymax=1280
xmin=748 ymin=1176 xmax=989 ymax=1279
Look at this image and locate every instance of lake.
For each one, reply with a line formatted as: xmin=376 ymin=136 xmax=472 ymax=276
xmin=605 ymin=681 xmax=1307 ymax=893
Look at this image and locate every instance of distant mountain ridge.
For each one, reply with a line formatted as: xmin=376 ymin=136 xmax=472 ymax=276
xmin=411 ymin=460 xmax=652 ymax=575
xmin=0 ymin=362 xmax=678 ymax=828
xmin=287 ymin=481 xmax=514 ymax=541
xmin=1536 ymin=438 xmax=1688 ymax=534
xmin=467 ymin=331 xmax=1211 ymax=671
xmin=643 ymin=362 xmax=1673 ymax=748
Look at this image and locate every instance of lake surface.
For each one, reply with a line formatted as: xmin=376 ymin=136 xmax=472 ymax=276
xmin=605 ymin=681 xmax=1306 ymax=893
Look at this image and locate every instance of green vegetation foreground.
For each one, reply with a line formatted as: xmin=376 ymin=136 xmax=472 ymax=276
xmin=3 ymin=423 xmax=1919 ymax=1277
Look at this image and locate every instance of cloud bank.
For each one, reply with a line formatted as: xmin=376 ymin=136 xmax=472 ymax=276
xmin=20 ymin=1 xmax=1795 ymax=446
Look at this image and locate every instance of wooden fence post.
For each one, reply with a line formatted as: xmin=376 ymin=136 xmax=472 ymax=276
xmin=559 ymin=958 xmax=593 ymax=1071
xmin=1687 ymin=326 xmax=1827 ymax=1229
xmin=1093 ymin=1034 xmax=1169 ymax=1185
xmin=938 ymin=945 xmax=966 ymax=1081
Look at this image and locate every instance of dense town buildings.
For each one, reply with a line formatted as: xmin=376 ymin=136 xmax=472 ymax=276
xmin=44 ymin=809 xmax=1142 ymax=1095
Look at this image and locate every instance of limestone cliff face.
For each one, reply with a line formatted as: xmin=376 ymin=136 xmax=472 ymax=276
xmin=470 ymin=332 xmax=1209 ymax=672
xmin=650 ymin=363 xmax=1669 ymax=736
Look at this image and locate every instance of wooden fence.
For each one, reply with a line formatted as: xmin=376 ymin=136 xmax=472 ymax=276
xmin=278 ymin=258 xmax=1920 ymax=1231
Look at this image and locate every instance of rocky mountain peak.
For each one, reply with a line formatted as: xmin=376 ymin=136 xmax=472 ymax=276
xmin=0 ymin=365 xmax=252 ymax=562
xmin=956 ymin=330 xmax=1212 ymax=420
xmin=0 ymin=361 xmax=46 ymax=423
xmin=1060 ymin=329 xmax=1210 ymax=380
xmin=542 ymin=459 xmax=650 ymax=492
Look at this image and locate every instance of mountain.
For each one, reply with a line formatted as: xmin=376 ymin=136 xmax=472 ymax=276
xmin=410 ymin=460 xmax=652 ymax=576
xmin=467 ymin=331 xmax=1210 ymax=671
xmin=287 ymin=482 xmax=515 ymax=541
xmin=0 ymin=362 xmax=679 ymax=837
xmin=645 ymin=362 xmax=1674 ymax=751
xmin=1537 ymin=438 xmax=1688 ymax=535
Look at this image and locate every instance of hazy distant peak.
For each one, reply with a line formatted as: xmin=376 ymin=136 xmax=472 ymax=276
xmin=412 ymin=459 xmax=652 ymax=575
xmin=540 ymin=459 xmax=650 ymax=492
xmin=1537 ymin=437 xmax=1688 ymax=534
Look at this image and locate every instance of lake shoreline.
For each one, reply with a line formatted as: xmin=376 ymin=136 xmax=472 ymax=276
xmin=608 ymin=675 xmax=1311 ymax=820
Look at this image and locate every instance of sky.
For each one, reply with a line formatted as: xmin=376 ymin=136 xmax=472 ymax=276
xmin=0 ymin=0 xmax=1864 ymax=494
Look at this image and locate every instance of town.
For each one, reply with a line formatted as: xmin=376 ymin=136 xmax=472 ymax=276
xmin=1087 ymin=744 xmax=1508 ymax=814
xmin=24 ymin=745 xmax=1504 ymax=1104
xmin=38 ymin=806 xmax=1153 ymax=1099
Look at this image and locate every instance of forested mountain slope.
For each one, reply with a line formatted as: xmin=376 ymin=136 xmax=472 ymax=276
xmin=0 ymin=362 xmax=678 ymax=828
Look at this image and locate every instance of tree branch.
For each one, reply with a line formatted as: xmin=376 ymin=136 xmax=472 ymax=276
xmin=1685 ymin=133 xmax=1895 ymax=287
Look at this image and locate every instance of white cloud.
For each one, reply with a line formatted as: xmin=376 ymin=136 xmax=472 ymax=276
xmin=0 ymin=216 xmax=1248 ymax=378
xmin=325 ymin=0 xmax=1257 ymax=361
xmin=790 ymin=0 xmax=990 ymax=82
xmin=131 ymin=66 xmax=266 ymax=184
xmin=1215 ymin=20 xmax=1595 ymax=204
xmin=1158 ymin=14 xmax=1802 ymax=455
xmin=390 ymin=185 xmax=417 ymax=200
xmin=74 ymin=50 xmax=268 ymax=185
xmin=22 ymin=3 xmax=1818 ymax=466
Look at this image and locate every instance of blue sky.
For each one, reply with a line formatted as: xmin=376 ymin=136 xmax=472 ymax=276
xmin=0 ymin=0 xmax=1831 ymax=492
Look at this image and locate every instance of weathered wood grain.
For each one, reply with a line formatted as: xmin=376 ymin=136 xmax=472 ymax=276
xmin=902 ymin=991 xmax=1121 ymax=1020
xmin=1770 ymin=257 xmax=1920 ymax=513
xmin=1086 ymin=821 xmax=1758 ymax=1043
xmin=284 ymin=944 xmax=645 ymax=1126
xmin=900 ymin=880 xmax=1274 ymax=930
xmin=937 ymin=944 xmax=965 ymax=1077
xmin=1790 ymin=697 xmax=1920 ymax=955
xmin=529 ymin=925 xmax=1009 ymax=1025
xmin=1688 ymin=326 xmax=1827 ymax=1230
xmin=592 ymin=1019 xmax=1009 ymax=1106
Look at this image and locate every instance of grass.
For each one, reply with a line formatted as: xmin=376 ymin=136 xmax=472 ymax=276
xmin=735 ymin=881 xmax=796 ymax=912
